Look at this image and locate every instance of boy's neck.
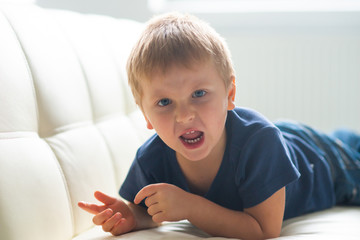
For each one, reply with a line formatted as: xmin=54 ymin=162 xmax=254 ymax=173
xmin=176 ymin=130 xmax=227 ymax=195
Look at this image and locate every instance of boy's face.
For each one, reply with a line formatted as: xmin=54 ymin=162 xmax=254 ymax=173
xmin=140 ymin=61 xmax=235 ymax=162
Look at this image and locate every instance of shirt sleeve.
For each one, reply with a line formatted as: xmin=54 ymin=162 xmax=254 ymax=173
xmin=119 ymin=151 xmax=151 ymax=207
xmin=236 ymin=127 xmax=300 ymax=209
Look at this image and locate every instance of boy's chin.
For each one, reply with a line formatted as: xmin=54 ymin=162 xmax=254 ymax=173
xmin=177 ymin=149 xmax=211 ymax=162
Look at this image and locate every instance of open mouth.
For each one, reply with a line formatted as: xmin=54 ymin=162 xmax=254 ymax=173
xmin=180 ymin=130 xmax=204 ymax=148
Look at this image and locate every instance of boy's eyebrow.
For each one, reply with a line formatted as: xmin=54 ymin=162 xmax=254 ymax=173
xmin=146 ymin=87 xmax=170 ymax=100
xmin=148 ymin=81 xmax=213 ymax=99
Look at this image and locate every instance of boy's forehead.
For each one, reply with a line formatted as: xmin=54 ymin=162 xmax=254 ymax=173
xmin=142 ymin=60 xmax=224 ymax=90
xmin=146 ymin=58 xmax=214 ymax=81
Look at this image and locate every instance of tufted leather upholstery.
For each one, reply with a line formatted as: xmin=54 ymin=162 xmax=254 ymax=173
xmin=0 ymin=4 xmax=151 ymax=240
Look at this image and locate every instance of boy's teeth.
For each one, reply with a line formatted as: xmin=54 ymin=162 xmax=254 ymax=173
xmin=183 ymin=133 xmax=203 ymax=143
xmin=181 ymin=130 xmax=203 ymax=144
xmin=184 ymin=136 xmax=201 ymax=143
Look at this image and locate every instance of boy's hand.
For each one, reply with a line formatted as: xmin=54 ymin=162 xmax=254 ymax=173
xmin=134 ymin=183 xmax=192 ymax=223
xmin=78 ymin=191 xmax=136 ymax=236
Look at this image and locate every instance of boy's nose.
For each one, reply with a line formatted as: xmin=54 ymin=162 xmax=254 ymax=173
xmin=175 ymin=105 xmax=195 ymax=123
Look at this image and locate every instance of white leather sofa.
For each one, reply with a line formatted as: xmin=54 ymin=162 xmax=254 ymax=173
xmin=0 ymin=3 xmax=359 ymax=240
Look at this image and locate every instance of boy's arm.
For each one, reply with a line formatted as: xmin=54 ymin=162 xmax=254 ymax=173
xmin=135 ymin=184 xmax=285 ymax=240
xmin=188 ymin=187 xmax=285 ymax=239
xmin=128 ymin=202 xmax=160 ymax=231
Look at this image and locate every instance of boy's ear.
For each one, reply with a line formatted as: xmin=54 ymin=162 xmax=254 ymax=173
xmin=140 ymin=107 xmax=154 ymax=130
xmin=145 ymin=116 xmax=154 ymax=130
xmin=227 ymin=76 xmax=236 ymax=110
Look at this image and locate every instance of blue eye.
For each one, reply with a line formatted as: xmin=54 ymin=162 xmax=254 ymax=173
xmin=158 ymin=98 xmax=171 ymax=107
xmin=192 ymin=90 xmax=206 ymax=98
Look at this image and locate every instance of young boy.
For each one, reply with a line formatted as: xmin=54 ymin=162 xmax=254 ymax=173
xmin=78 ymin=12 xmax=360 ymax=239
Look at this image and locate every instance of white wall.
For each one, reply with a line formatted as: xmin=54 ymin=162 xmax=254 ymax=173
xmin=36 ymin=0 xmax=153 ymax=21
xmin=226 ymin=27 xmax=360 ymax=132
xmin=34 ymin=0 xmax=360 ymax=133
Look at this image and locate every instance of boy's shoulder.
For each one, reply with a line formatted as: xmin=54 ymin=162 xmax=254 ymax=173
xmin=134 ymin=133 xmax=173 ymax=173
xmin=226 ymin=107 xmax=282 ymax=151
xmin=228 ymin=107 xmax=277 ymax=132
xmin=136 ymin=134 xmax=167 ymax=159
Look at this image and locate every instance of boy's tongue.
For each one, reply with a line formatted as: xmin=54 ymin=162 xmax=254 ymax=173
xmin=181 ymin=131 xmax=202 ymax=140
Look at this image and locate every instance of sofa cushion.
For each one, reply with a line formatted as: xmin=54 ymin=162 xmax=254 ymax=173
xmin=0 ymin=4 xmax=146 ymax=239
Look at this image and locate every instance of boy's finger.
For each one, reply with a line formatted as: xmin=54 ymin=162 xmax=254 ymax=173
xmin=78 ymin=201 xmax=106 ymax=215
xmin=134 ymin=185 xmax=156 ymax=204
xmin=94 ymin=191 xmax=117 ymax=205
xmin=102 ymin=212 xmax=122 ymax=232
xmin=93 ymin=208 xmax=113 ymax=225
xmin=111 ymin=218 xmax=129 ymax=236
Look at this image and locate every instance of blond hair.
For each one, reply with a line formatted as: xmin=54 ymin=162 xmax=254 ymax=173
xmin=127 ymin=12 xmax=235 ymax=106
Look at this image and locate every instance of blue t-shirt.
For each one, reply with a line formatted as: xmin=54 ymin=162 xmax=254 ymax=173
xmin=120 ymin=107 xmax=335 ymax=219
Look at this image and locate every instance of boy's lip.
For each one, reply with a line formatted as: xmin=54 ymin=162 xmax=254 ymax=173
xmin=179 ymin=129 xmax=205 ymax=149
xmin=179 ymin=128 xmax=201 ymax=138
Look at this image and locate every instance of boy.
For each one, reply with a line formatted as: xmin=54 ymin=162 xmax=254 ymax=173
xmin=78 ymin=13 xmax=360 ymax=239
